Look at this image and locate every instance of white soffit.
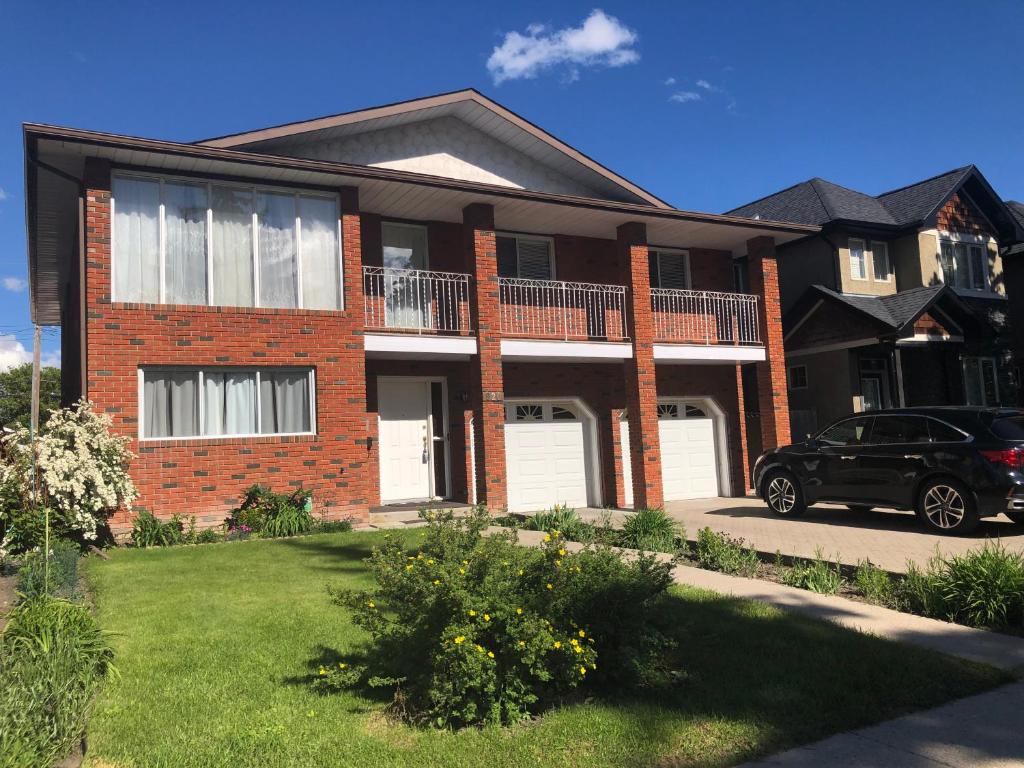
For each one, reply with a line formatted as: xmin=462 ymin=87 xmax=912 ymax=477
xmin=653 ymin=344 xmax=766 ymax=364
xmin=500 ymin=339 xmax=633 ymax=361
xmin=364 ymin=333 xmax=477 ymax=359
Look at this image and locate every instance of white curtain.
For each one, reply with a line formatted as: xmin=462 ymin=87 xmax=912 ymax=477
xmin=144 ymin=372 xmax=198 ymax=437
xmin=257 ymin=192 xmax=298 ymax=308
xmin=113 ymin=177 xmax=160 ymax=302
xmin=300 ymin=196 xmax=340 ymax=310
xmin=164 ymin=181 xmax=208 ymax=305
xmin=203 ymin=372 xmax=257 ymax=436
xmin=260 ymin=371 xmax=310 ymax=434
xmin=211 ymin=186 xmax=254 ymax=307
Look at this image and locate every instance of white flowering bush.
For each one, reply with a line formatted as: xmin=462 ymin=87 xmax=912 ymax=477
xmin=1 ymin=400 xmax=136 ymax=545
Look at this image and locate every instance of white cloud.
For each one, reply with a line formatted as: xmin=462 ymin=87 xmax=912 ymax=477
xmin=0 ymin=335 xmax=31 ymax=370
xmin=664 ymin=77 xmax=676 ymax=86
xmin=696 ymin=79 xmax=713 ymax=90
xmin=3 ymin=277 xmax=27 ymax=292
xmin=669 ymin=91 xmax=701 ymax=104
xmin=487 ymin=9 xmax=639 ymax=84
xmin=0 ymin=187 xmax=7 ymax=202
xmin=42 ymin=349 xmax=61 ymax=368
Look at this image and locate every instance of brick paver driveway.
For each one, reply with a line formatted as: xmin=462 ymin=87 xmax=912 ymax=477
xmin=657 ymin=498 xmax=1024 ymax=573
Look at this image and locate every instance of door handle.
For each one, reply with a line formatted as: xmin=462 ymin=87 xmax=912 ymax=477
xmin=904 ymin=454 xmax=923 ymax=460
xmin=840 ymin=455 xmax=856 ymax=461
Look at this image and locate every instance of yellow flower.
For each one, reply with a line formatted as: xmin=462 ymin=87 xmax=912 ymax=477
xmin=367 ymin=601 xmax=375 ymax=609
xmin=487 ymin=651 xmax=495 ymax=658
xmin=553 ymin=641 xmax=562 ymax=649
xmin=468 ymin=609 xmax=477 ymax=617
xmin=518 ymin=569 xmax=524 ymax=576
xmin=475 ymin=644 xmax=484 ymax=653
xmin=516 ymin=607 xmax=523 ymax=615
xmin=578 ymin=630 xmax=585 ymax=638
xmin=427 ymin=559 xmax=434 ymax=565
xmin=574 ymin=646 xmax=583 ymax=654
xmin=570 ymin=638 xmax=579 ymax=646
xmin=552 ymin=530 xmax=561 ymax=537
xmin=459 ymin=568 xmax=466 ymax=575
xmin=558 ymin=548 xmax=566 ymax=556
xmin=339 ymin=663 xmax=347 ymax=669
xmin=417 ymin=553 xmax=423 ymax=559
xmin=546 ymin=583 xmax=553 ymax=590
xmin=579 ymin=666 xmax=587 ymax=675
xmin=518 ymin=640 xmax=526 ymax=648
xmin=483 ymin=614 xmax=491 ymax=622
xmin=454 ymin=636 xmax=465 ymax=644
xmin=407 ymin=556 xmax=414 ymax=561
xmin=462 ymin=560 xmax=469 ymax=566
xmin=543 ymin=534 xmax=551 ymax=542
xmin=318 ymin=667 xmax=326 ymax=675
xmin=405 ymin=565 xmax=413 ymax=571
xmin=591 ymin=663 xmax=597 ymax=670
xmin=433 ymin=579 xmax=440 ymax=586
xmin=555 ymin=560 xmax=561 ymax=567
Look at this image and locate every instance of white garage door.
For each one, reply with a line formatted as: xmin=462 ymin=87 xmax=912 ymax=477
xmin=505 ymin=402 xmax=589 ymax=513
xmin=622 ymin=401 xmax=719 ymax=505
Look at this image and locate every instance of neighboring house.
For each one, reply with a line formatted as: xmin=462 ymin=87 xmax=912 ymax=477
xmin=728 ymin=166 xmax=1024 ymax=437
xmin=23 ymin=89 xmax=812 ymax=531
xmin=1002 ymin=201 xmax=1024 ymax=391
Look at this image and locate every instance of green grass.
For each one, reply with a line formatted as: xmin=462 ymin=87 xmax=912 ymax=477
xmin=83 ymin=531 xmax=1007 ymax=768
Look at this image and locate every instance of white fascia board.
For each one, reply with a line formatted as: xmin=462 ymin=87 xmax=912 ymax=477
xmin=653 ymin=344 xmax=766 ymax=364
xmin=364 ymin=333 xmax=478 ymax=359
xmin=500 ymin=339 xmax=633 ymax=361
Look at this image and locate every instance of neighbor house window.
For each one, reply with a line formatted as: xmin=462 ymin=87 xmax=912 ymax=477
xmin=788 ymin=365 xmax=808 ymax=390
xmin=871 ymin=241 xmax=891 ymax=281
xmin=849 ymin=238 xmax=867 ymax=280
xmin=649 ymin=248 xmax=690 ymax=290
xmin=496 ymin=234 xmax=554 ymax=280
xmin=141 ymin=368 xmax=314 ymax=439
xmin=939 ymin=239 xmax=988 ymax=291
xmin=962 ymin=356 xmax=998 ymax=406
xmin=113 ymin=174 xmax=341 ymax=309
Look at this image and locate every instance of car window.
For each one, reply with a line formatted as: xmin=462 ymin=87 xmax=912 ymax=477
xmin=818 ymin=416 xmax=873 ymax=447
xmin=928 ymin=418 xmax=969 ymax=443
xmin=990 ymin=417 xmax=1024 ymax=441
xmin=871 ymin=415 xmax=932 ymax=445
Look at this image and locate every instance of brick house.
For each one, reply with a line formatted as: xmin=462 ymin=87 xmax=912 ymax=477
xmin=728 ymin=166 xmax=1024 ymax=438
xmin=24 ymin=89 xmax=811 ymax=531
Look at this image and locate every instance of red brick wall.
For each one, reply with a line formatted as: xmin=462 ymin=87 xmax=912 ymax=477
xmin=747 ymin=236 xmax=791 ymax=448
xmin=83 ymin=159 xmax=371 ymax=533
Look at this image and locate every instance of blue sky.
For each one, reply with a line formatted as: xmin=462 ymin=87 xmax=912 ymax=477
xmin=2 ymin=0 xmax=1023 ymax=367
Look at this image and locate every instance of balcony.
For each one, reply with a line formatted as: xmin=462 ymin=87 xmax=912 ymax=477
xmin=498 ymin=278 xmax=628 ymax=341
xmin=363 ymin=266 xmax=472 ymax=334
xmin=652 ymin=289 xmax=764 ymax=364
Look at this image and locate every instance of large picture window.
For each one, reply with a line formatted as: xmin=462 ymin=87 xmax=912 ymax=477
xmin=113 ymin=174 xmax=341 ymax=310
xmin=940 ymin=239 xmax=988 ymax=291
xmin=141 ymin=368 xmax=315 ymax=439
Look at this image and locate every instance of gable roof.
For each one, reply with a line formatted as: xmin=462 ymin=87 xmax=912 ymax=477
xmin=195 ymin=88 xmax=670 ymax=209
xmin=728 ymin=165 xmax=1024 ymax=243
xmin=1007 ymin=201 xmax=1024 ymax=230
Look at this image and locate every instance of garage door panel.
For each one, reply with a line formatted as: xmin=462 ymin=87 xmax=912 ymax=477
xmin=505 ymin=406 xmax=590 ymax=513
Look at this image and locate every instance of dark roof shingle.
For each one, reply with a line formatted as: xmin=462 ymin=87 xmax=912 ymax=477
xmin=809 ymin=284 xmax=947 ymax=330
xmin=876 ymin=166 xmax=974 ymax=226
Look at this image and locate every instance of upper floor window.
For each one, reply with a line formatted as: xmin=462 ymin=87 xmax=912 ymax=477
xmin=848 ymin=238 xmax=867 ymax=280
xmin=649 ymin=248 xmax=690 ymax=290
xmin=497 ymin=233 xmax=554 ymax=280
xmin=940 ymin=239 xmax=988 ymax=291
xmin=382 ymin=222 xmax=428 ymax=270
xmin=871 ymin=241 xmax=891 ymax=281
xmin=141 ymin=367 xmax=314 ymax=439
xmin=112 ymin=174 xmax=342 ymax=310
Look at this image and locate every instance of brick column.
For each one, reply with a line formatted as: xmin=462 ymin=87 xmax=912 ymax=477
xmin=465 ymin=203 xmax=507 ymax=511
xmin=747 ymin=236 xmax=791 ymax=449
xmin=735 ymin=364 xmax=751 ymax=494
xmin=619 ymin=222 xmax=663 ymax=509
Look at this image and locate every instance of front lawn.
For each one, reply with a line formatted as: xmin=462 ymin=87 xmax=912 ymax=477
xmin=83 ymin=531 xmax=1006 ymax=768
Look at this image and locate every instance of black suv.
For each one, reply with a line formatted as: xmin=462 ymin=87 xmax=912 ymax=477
xmin=752 ymin=407 xmax=1024 ymax=535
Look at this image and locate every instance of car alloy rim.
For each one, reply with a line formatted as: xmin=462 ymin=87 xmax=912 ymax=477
xmin=767 ymin=476 xmax=796 ymax=514
xmin=923 ymin=485 xmax=965 ymax=529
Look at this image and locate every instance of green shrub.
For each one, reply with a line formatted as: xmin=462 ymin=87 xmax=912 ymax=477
xmin=16 ymin=538 xmax=81 ymax=600
xmin=694 ymin=527 xmax=759 ymax=576
xmin=315 ymin=518 xmax=354 ymax=534
xmin=854 ymin=560 xmax=894 ymax=604
xmin=894 ymin=560 xmax=944 ymax=616
xmin=226 ymin=484 xmax=314 ymax=538
xmin=783 ymin=551 xmax=844 ymax=594
xmin=912 ymin=544 xmax=1024 ymax=629
xmin=195 ymin=527 xmax=223 ymax=544
xmin=620 ymin=507 xmax=680 ymax=553
xmin=520 ymin=505 xmax=595 ymax=543
xmin=131 ymin=510 xmax=188 ymax=548
xmin=317 ymin=508 xmax=675 ymax=728
xmin=0 ymin=596 xmax=115 ymax=767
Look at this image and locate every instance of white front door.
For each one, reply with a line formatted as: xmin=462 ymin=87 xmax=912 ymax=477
xmin=504 ymin=402 xmax=590 ymax=513
xmin=378 ymin=379 xmax=432 ymax=503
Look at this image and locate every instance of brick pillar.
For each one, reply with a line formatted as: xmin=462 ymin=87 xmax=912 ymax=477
xmin=735 ymin=364 xmax=751 ymax=494
xmin=465 ymin=203 xmax=507 ymax=511
xmin=619 ymin=222 xmax=663 ymax=509
xmin=747 ymin=236 xmax=791 ymax=449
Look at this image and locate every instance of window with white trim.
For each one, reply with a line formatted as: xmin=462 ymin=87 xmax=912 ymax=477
xmin=496 ymin=233 xmax=554 ymax=280
xmin=141 ymin=368 xmax=315 ymax=439
xmin=849 ymin=238 xmax=867 ymax=280
xmin=788 ymin=365 xmax=808 ymax=390
xmin=962 ymin=356 xmax=999 ymax=406
xmin=939 ymin=239 xmax=988 ymax=290
xmin=649 ymin=248 xmax=690 ymax=289
xmin=112 ymin=174 xmax=342 ymax=309
xmin=870 ymin=241 xmax=891 ymax=281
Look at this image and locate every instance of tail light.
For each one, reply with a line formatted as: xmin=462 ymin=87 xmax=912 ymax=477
xmin=980 ymin=448 xmax=1024 ymax=472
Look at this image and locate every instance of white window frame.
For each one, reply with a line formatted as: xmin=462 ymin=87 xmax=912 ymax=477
xmin=495 ymin=232 xmax=556 ymax=280
xmin=938 ymin=231 xmax=992 ymax=292
xmin=137 ymin=367 xmax=317 ymax=441
xmin=111 ymin=170 xmax=343 ymax=310
xmin=381 ymin=220 xmax=430 ymax=270
xmin=649 ymin=247 xmax=692 ymax=290
xmin=848 ymin=238 xmax=868 ymax=281
xmin=961 ymin=356 xmax=999 ymax=406
xmin=870 ymin=241 xmax=891 ymax=282
xmin=788 ymin=364 xmax=808 ymax=390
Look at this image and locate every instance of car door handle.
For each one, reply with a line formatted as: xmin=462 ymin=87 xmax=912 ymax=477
xmin=840 ymin=455 xmax=856 ymax=460
xmin=904 ymin=454 xmax=923 ymax=460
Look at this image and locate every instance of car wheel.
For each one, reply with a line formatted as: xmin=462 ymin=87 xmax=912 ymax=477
xmin=916 ymin=478 xmax=978 ymax=535
xmin=763 ymin=471 xmax=806 ymax=517
xmin=846 ymin=504 xmax=874 ymax=513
